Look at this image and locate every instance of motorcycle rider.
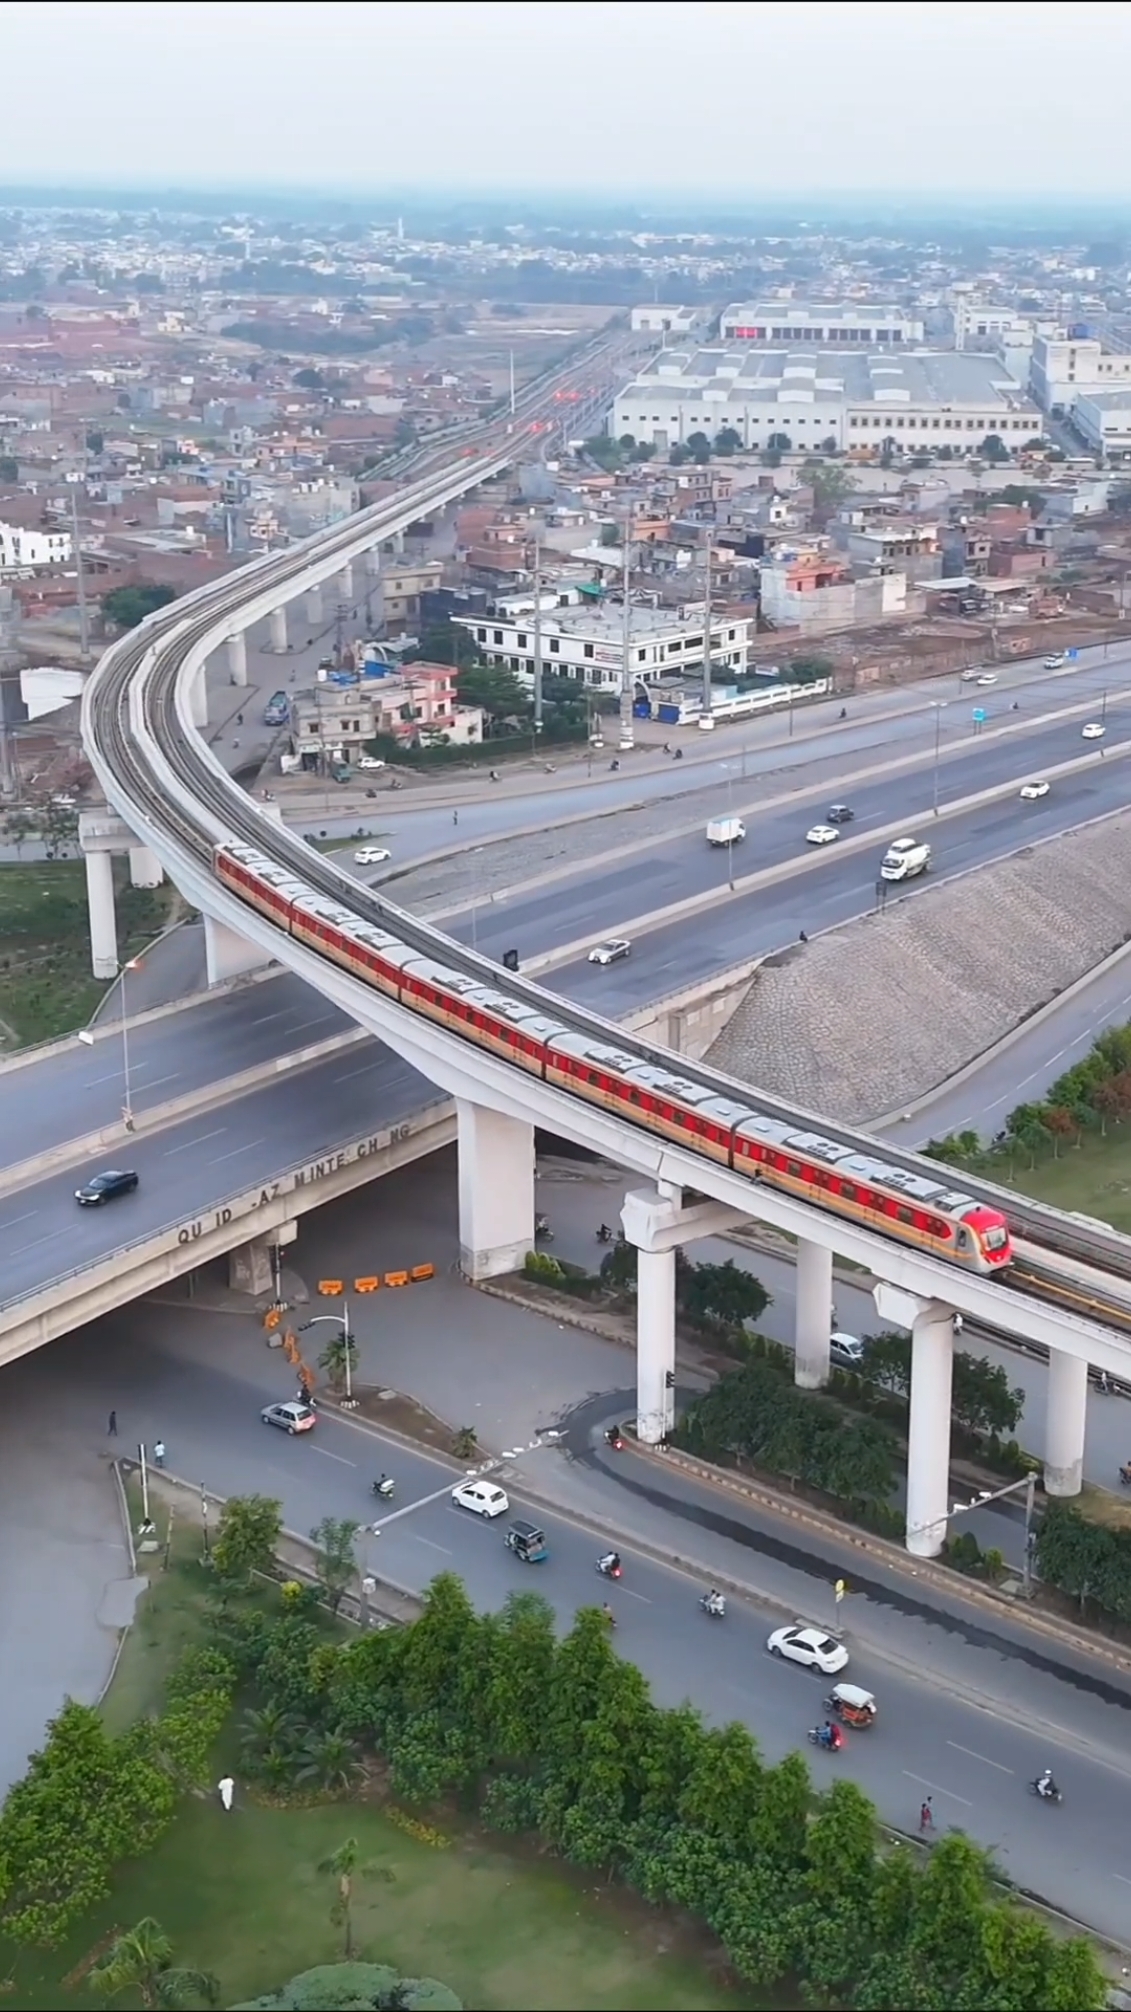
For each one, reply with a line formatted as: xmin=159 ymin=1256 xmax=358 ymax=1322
xmin=597 ymin=1222 xmax=612 ymax=1243
xmin=704 ymin=1588 xmax=725 ymax=1616
xmin=1036 ymin=1767 xmax=1058 ymax=1799
xmin=598 ymin=1550 xmax=621 ymax=1577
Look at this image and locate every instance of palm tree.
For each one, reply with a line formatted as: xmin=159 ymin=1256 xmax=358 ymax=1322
xmin=88 ymin=1918 xmax=218 ymax=2009
xmin=240 ymin=1699 xmax=302 ymax=1770
xmin=298 ymin=1725 xmax=362 ymax=1793
xmin=317 ymin=1836 xmax=394 ymax=1959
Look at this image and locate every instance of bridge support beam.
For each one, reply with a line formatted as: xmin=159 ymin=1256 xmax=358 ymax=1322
xmin=84 ymin=849 xmax=118 ymax=979
xmin=388 ymin=528 xmax=405 ymax=555
xmin=305 ymin=586 xmax=323 ymax=626
xmin=365 ymin=547 xmax=381 ymax=579
xmin=268 ymin=606 xmax=288 ymax=654
xmin=637 ymin=1246 xmax=676 ymax=1445
xmin=338 ymin=561 xmax=354 ymax=602
xmin=204 ymin=913 xmax=274 ymax=988
xmin=1044 ymin=1349 xmax=1087 ymax=1498
xmin=227 ymin=632 xmax=248 ymax=685
xmin=456 ymin=1101 xmax=534 ymax=1279
xmin=795 ymin=1237 xmax=833 ymax=1388
xmin=229 ymin=1220 xmax=296 ymax=1298
xmin=874 ymin=1282 xmax=955 ymax=1558
xmin=128 ymin=845 xmax=163 ymax=889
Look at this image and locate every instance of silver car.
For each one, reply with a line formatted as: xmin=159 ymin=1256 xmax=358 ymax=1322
xmin=588 ymin=939 xmax=632 ymax=967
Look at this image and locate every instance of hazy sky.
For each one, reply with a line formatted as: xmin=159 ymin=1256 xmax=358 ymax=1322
xmin=5 ymin=0 xmax=1131 ymax=204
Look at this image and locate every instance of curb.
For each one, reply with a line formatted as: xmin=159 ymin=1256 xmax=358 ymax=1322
xmin=0 ymin=959 xmax=283 ymax=1080
xmin=0 ymin=1025 xmax=368 ymax=1203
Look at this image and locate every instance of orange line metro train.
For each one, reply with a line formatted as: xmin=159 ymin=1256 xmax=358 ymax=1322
xmin=216 ymin=841 xmax=1014 ymax=1277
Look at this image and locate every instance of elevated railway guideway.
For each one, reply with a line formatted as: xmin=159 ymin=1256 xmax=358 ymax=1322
xmin=80 ymin=339 xmax=1131 ymax=1560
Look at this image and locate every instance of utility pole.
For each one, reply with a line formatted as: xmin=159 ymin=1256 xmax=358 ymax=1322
xmin=509 ymin=350 xmax=515 ymax=419
xmin=532 ymin=539 xmax=543 ymax=739
xmin=701 ymin=536 xmax=713 ymax=725
xmin=618 ymin=523 xmax=634 ymax=752
xmin=70 ymin=487 xmax=90 ymax=666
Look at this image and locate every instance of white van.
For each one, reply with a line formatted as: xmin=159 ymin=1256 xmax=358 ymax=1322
xmin=706 ymin=816 xmax=746 ymax=848
xmin=880 ymin=837 xmax=931 ymax=882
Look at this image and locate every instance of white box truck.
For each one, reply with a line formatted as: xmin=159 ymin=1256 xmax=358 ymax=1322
xmin=880 ymin=836 xmax=931 ymax=882
xmin=706 ymin=816 xmax=746 ymax=847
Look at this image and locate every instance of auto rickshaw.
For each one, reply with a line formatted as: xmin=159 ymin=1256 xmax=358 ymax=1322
xmin=504 ymin=1519 xmax=547 ymax=1564
xmin=822 ymin=1682 xmax=877 ymax=1729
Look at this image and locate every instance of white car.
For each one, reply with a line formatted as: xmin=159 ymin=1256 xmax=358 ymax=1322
xmin=806 ymin=824 xmax=840 ymax=846
xmin=451 ymin=1478 xmax=509 ymax=1518
xmin=261 ymin=1400 xmax=317 ymax=1435
xmin=1019 ymin=780 xmax=1050 ymax=800
xmin=976 ymin=673 xmax=997 ymax=686
xmin=588 ymin=939 xmax=632 ymax=966
xmin=830 ymin=1332 xmax=867 ymax=1369
xmin=1082 ymin=722 xmax=1106 ymax=740
xmin=1043 ymin=652 xmax=1066 ymax=669
xmin=354 ymin=846 xmax=391 ymax=865
xmin=357 ymin=755 xmax=386 ymax=770
xmin=767 ymin=1624 xmax=849 ymax=1675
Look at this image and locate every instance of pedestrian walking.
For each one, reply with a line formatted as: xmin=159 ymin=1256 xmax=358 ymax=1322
xmin=153 ymin=1439 xmax=166 ymax=1469
xmin=107 ymin=1409 xmax=117 ymax=1437
xmin=218 ymin=1775 xmax=235 ymax=1812
xmin=452 ymin=809 xmax=459 ymax=827
xmin=919 ymin=1797 xmax=933 ymax=1832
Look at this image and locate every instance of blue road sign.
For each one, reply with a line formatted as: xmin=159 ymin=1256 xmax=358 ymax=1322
xmin=1067 ymin=648 xmax=1079 ymax=659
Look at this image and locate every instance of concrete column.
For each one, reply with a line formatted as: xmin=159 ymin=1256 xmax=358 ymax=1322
xmin=795 ymin=1237 xmax=833 ymax=1388
xmin=227 ymin=632 xmax=248 ymax=686
xmin=128 ymin=845 xmax=163 ymax=889
xmin=305 ymin=586 xmax=323 ymax=625
xmin=1044 ymin=1350 xmax=1088 ymax=1498
xmin=229 ymin=1238 xmax=274 ymax=1297
xmin=906 ymin=1302 xmax=955 ymax=1559
xmin=269 ymin=606 xmax=288 ymax=654
xmin=390 ymin=528 xmax=405 ymax=554
xmin=188 ymin=667 xmax=208 ymax=728
xmin=365 ymin=547 xmax=381 ymax=579
xmin=338 ymin=561 xmax=354 ymax=600
xmin=456 ymin=1100 xmax=534 ymax=1279
xmin=84 ymin=849 xmax=118 ymax=979
xmin=637 ymin=1245 xmax=676 ymax=1445
xmin=204 ymin=912 xmax=273 ymax=987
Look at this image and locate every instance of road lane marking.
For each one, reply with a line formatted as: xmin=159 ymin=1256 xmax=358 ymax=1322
xmin=250 ymin=1011 xmax=285 ymax=1025
xmin=164 ymin=1127 xmax=226 ymax=1156
xmin=0 ymin=1210 xmax=38 ymax=1231
xmin=903 ymin=1770 xmax=972 ymax=1807
xmin=287 ymin=1016 xmax=338 ymax=1035
xmin=136 ymin=1071 xmax=180 ymax=1092
xmin=411 ymin=1534 xmax=453 ymax=1555
xmin=947 ymin=1741 xmax=1014 ymax=1774
xmin=85 ymin=1070 xmax=129 ymax=1086
xmin=309 ymin=1445 xmax=356 ymax=1468
xmin=1114 ymin=1874 xmax=1131 ymax=1887
xmin=334 ymin=1061 xmax=383 ymax=1083
xmin=211 ymin=1137 xmax=267 ymax=1162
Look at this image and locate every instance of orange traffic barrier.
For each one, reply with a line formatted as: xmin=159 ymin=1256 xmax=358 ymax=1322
xmin=318 ymin=1279 xmax=344 ymax=1297
xmin=354 ymin=1276 xmax=381 ymax=1294
xmin=263 ymin=1306 xmax=282 ymax=1331
xmin=410 ymin=1264 xmax=435 ymax=1282
xmin=384 ymin=1270 xmax=409 ymax=1288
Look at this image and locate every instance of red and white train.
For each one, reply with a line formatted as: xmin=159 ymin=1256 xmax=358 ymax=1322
xmin=216 ymin=841 xmax=1014 ymax=1276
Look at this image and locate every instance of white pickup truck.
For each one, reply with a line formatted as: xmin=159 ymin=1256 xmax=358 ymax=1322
xmin=880 ymin=836 xmax=931 ymax=882
xmin=706 ymin=816 xmax=746 ymax=847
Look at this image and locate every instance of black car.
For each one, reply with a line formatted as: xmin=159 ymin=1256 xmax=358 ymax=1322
xmin=827 ymin=803 xmax=855 ymax=824
xmin=75 ymin=1168 xmax=140 ymax=1207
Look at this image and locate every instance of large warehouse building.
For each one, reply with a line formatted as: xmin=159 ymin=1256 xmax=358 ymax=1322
xmin=611 ymin=347 xmax=1043 ymax=454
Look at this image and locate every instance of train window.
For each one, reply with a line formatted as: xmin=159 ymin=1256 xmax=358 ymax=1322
xmin=787 ymin=1160 xmax=801 ymax=1178
xmin=897 ymin=1206 xmax=914 ymax=1225
xmin=841 ymin=1182 xmax=856 ymax=1200
xmin=955 ymin=1226 xmax=970 ymax=1250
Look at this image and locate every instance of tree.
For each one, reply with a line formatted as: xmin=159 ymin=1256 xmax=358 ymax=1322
xmin=86 ymin=428 xmax=104 ymax=456
xmin=1042 ymin=1103 xmax=1077 ymax=1156
xmin=298 ymin=1724 xmax=362 ymax=1793
xmin=317 ymin=1837 xmax=393 ymax=1960
xmin=88 ymin=1918 xmax=218 ymax=2008
xmin=310 ymin=1516 xmax=360 ymax=1614
xmin=3 ymin=807 xmax=35 ymax=856
xmin=212 ymin=1493 xmax=282 ymax=1587
xmin=980 ymin=432 xmax=1010 ymax=463
xmin=714 ymin=426 xmax=742 ymax=456
xmin=767 ymin=432 xmax=792 ymax=453
xmin=293 ymin=366 xmax=325 ymax=389
xmin=800 ymin=456 xmax=858 ymax=514
xmin=101 ymin=583 xmax=177 ymax=632
xmin=0 ymin=454 xmax=17 ymax=482
xmin=678 ymin=1257 xmax=769 ymax=1330
xmin=317 ymin=1330 xmax=358 ymax=1396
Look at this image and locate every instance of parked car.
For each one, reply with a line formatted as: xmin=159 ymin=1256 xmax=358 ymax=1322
xmin=830 ymin=1331 xmax=867 ymax=1369
xmin=354 ymin=846 xmax=391 ymax=865
xmin=75 ymin=1168 xmax=139 ymax=1207
xmin=357 ymin=755 xmax=386 ymax=771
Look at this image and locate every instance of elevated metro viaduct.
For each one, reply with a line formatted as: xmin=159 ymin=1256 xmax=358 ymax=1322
xmin=72 ymin=368 xmax=1126 ymax=1567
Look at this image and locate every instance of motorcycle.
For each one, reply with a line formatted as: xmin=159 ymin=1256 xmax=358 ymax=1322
xmin=808 ymin=1725 xmax=843 ymax=1753
xmin=610 ymin=759 xmax=620 ymax=771
xmin=1028 ymin=1777 xmax=1062 ymax=1804
xmin=596 ymin=1223 xmax=613 ymax=1244
xmin=371 ymin=1475 xmax=395 ymax=1500
xmin=535 ymin=1214 xmax=553 ymax=1242
xmin=673 ymin=747 xmax=683 ymax=759
xmin=596 ymin=1553 xmax=622 ymax=1580
xmin=604 ymin=1426 xmax=625 ymax=1451
xmin=699 ymin=1593 xmax=726 ymax=1619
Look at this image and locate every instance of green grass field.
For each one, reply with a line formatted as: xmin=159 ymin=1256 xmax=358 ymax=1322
xmin=0 ymin=860 xmax=172 ymax=1048
xmin=994 ymin=1127 xmax=1131 ymax=1236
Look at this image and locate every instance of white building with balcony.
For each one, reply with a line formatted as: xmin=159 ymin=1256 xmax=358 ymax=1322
xmin=0 ymin=522 xmax=72 ymax=572
xmin=453 ymin=599 xmax=755 ymax=691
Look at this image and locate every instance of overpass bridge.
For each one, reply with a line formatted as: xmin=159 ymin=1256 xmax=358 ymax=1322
xmin=40 ymin=340 xmax=1131 ymax=1560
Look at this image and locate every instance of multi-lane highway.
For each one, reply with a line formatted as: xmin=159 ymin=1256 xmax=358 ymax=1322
xmin=5 ymin=660 xmax=1131 ymax=1319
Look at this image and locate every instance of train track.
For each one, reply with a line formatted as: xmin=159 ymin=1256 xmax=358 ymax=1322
xmin=82 ymin=332 xmax=1131 ymax=1340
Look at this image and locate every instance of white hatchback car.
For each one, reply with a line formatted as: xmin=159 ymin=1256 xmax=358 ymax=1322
xmin=767 ymin=1624 xmax=849 ymax=1675
xmin=1019 ymin=780 xmax=1050 ymax=800
xmin=1043 ymin=652 xmax=1066 ymax=669
xmin=1082 ymin=722 xmax=1106 ymax=740
xmin=806 ymin=824 xmax=840 ymax=846
xmin=976 ymin=673 xmax=997 ymax=686
xmin=357 ymin=755 xmax=386 ymax=770
xmin=451 ymin=1479 xmax=509 ymax=1518
xmin=354 ymin=846 xmax=391 ymax=865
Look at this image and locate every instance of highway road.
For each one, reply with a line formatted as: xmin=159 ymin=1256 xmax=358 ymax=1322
xmin=32 ymin=1292 xmax=1130 ymax=1941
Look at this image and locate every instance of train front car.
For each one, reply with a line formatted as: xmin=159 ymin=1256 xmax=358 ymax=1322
xmin=960 ymin=1205 xmax=1013 ymax=1272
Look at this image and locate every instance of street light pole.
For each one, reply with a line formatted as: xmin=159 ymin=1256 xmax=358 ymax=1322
xmin=931 ymin=702 xmax=946 ymax=817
